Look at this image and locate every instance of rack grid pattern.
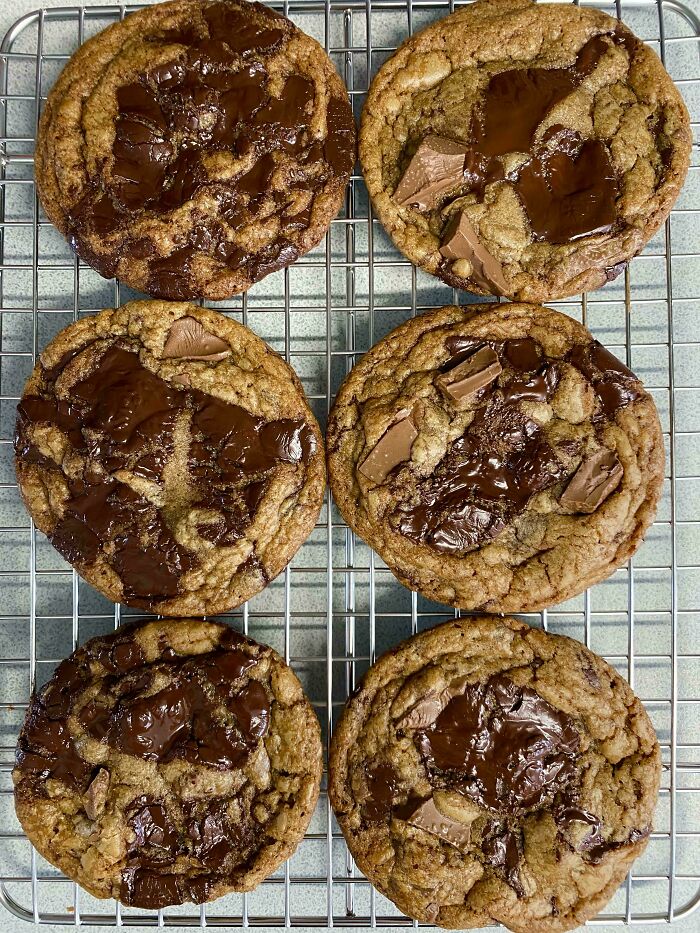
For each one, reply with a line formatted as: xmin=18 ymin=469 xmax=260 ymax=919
xmin=0 ymin=0 xmax=699 ymax=927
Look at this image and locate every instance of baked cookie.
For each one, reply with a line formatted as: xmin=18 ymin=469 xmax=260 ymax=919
xmin=14 ymin=618 xmax=322 ymax=909
xmin=329 ymin=616 xmax=661 ymax=931
xmin=326 ymin=303 xmax=663 ymax=612
xmin=360 ymin=0 xmax=691 ymax=301
xmin=36 ymin=0 xmax=355 ymax=300
xmin=15 ymin=301 xmax=325 ymax=614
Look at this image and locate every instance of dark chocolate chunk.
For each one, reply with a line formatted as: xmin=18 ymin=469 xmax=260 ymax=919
xmin=362 ymin=763 xmax=400 ymax=821
xmin=415 ymin=674 xmax=580 ymax=813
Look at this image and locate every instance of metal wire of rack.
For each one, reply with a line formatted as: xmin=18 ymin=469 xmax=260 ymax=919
xmin=0 ymin=0 xmax=698 ymax=927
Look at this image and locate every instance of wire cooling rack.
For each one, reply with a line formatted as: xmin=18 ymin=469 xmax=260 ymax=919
xmin=0 ymin=0 xmax=699 ymax=928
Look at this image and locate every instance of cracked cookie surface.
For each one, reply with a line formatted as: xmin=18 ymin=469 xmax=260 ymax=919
xmin=329 ymin=616 xmax=661 ymax=932
xmin=360 ymin=0 xmax=690 ymax=302
xmin=14 ymin=618 xmax=322 ymax=908
xmin=35 ymin=0 xmax=355 ymax=300
xmin=326 ymin=303 xmax=663 ymax=612
xmin=14 ymin=300 xmax=325 ymax=614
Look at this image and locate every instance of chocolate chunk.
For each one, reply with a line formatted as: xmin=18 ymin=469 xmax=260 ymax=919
xmin=500 ymin=364 xmax=560 ymax=405
xmin=120 ymin=868 xmax=182 ymax=909
xmin=111 ymin=683 xmax=192 ymax=759
xmin=560 ymin=449 xmax=623 ymax=513
xmin=162 ymin=316 xmax=231 ymax=361
xmin=395 ymin=796 xmax=471 ymax=850
xmin=397 ymin=695 xmax=449 ymax=731
xmin=397 ymin=33 xmax=619 ymax=245
xmin=435 ymin=345 xmax=502 ymax=408
xmin=394 ymin=135 xmax=468 ymax=210
xmin=503 ymin=338 xmax=542 ymax=372
xmin=362 ymin=763 xmax=400 ymax=821
xmin=324 ymin=96 xmax=356 ymax=176
xmin=554 ymin=804 xmax=603 ymax=852
xmin=439 ymin=213 xmax=508 ymax=294
xmin=84 ymin=768 xmax=110 ymax=820
xmin=358 ymin=408 xmax=418 ymax=483
xmin=415 ymin=674 xmax=580 ymax=813
xmin=605 ymin=261 xmax=626 ymax=282
xmin=127 ymin=797 xmax=178 ymax=852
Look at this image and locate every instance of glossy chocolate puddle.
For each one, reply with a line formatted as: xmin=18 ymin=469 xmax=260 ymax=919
xmin=390 ymin=334 xmax=642 ymax=554
xmin=362 ymin=672 xmax=651 ymax=895
xmin=15 ymin=624 xmax=272 ymax=908
xmin=15 ymin=341 xmax=315 ymax=603
xmin=66 ymin=1 xmax=355 ymax=297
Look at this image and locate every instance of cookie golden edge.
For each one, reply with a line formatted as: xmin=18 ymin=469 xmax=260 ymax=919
xmin=359 ymin=0 xmax=692 ymax=303
xmin=325 ymin=302 xmax=665 ymax=613
xmin=13 ymin=618 xmax=324 ymax=905
xmin=35 ymin=0 xmax=356 ymax=300
xmin=14 ymin=300 xmax=326 ymax=615
xmin=328 ymin=615 xmax=661 ymax=932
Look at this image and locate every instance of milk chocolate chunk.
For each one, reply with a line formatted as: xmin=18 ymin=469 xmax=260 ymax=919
xmin=435 ymin=345 xmax=502 ymax=408
xmin=439 ymin=213 xmax=508 ymax=295
xmin=394 ymin=135 xmax=468 ymax=211
xmin=162 ymin=316 xmax=231 ymax=361
xmin=395 ymin=796 xmax=471 ymax=850
xmin=84 ymin=768 xmax=110 ymax=820
xmin=560 ymin=449 xmax=623 ymax=513
xmin=358 ymin=408 xmax=418 ymax=483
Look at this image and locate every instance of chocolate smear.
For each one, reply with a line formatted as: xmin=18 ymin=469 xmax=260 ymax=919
xmin=362 ymin=763 xmax=400 ymax=821
xmin=568 ymin=340 xmax=644 ymax=419
xmin=514 ymin=128 xmax=617 ymax=243
xmin=415 ymin=674 xmax=580 ymax=814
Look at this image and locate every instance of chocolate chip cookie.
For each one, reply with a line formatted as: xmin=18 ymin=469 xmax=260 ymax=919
xmin=329 ymin=615 xmax=661 ymax=931
xmin=360 ymin=0 xmax=690 ymax=301
xmin=14 ymin=618 xmax=322 ymax=909
xmin=326 ymin=303 xmax=663 ymax=612
xmin=15 ymin=301 xmax=325 ymax=614
xmin=35 ymin=0 xmax=355 ymax=300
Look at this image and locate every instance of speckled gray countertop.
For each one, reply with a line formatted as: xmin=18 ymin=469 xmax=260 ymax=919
xmin=0 ymin=1 xmax=699 ymax=930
